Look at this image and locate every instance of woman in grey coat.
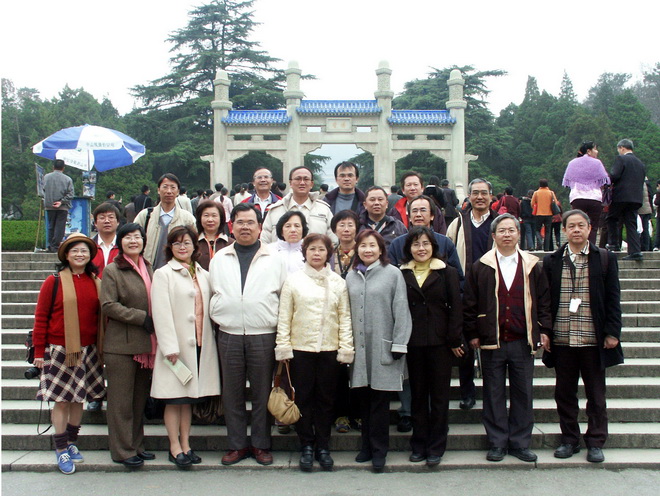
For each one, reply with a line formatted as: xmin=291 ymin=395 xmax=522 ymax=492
xmin=346 ymin=229 xmax=412 ymax=472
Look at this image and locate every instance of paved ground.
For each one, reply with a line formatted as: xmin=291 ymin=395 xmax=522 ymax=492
xmin=3 ymin=466 xmax=660 ymax=496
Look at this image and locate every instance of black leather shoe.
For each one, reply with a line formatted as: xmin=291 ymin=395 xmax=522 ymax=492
xmin=137 ymin=451 xmax=155 ymax=461
xmin=508 ymin=447 xmax=537 ymax=462
xmin=115 ymin=455 xmax=144 ymax=468
xmin=587 ymin=447 xmax=605 ymax=463
xmin=186 ymin=450 xmax=202 ymax=464
xmin=459 ymin=397 xmax=476 ymax=410
xmin=355 ymin=450 xmax=372 ymax=463
xmin=605 ymin=244 xmax=618 ymax=252
xmin=426 ymin=455 xmax=441 ymax=467
xmin=169 ymin=451 xmax=192 ymax=468
xmin=486 ymin=447 xmax=506 ymax=462
xmin=86 ymin=401 xmax=102 ymax=412
xmin=299 ymin=446 xmax=313 ymax=471
xmin=372 ymin=457 xmax=386 ymax=473
xmin=397 ymin=416 xmax=412 ymax=433
xmin=554 ymin=444 xmax=580 ymax=459
xmin=622 ymin=252 xmax=643 ymax=261
xmin=315 ymin=449 xmax=334 ymax=471
xmin=409 ymin=452 xmax=426 ymax=463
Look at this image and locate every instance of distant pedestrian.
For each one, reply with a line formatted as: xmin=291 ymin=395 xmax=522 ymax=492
xmin=531 ymin=179 xmax=558 ymax=251
xmin=43 ymin=159 xmax=74 ymax=252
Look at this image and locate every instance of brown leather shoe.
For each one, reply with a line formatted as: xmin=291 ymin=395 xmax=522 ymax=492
xmin=221 ymin=447 xmax=250 ymax=466
xmin=251 ymin=447 xmax=273 ymax=465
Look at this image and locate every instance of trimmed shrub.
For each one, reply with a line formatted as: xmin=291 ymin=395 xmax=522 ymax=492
xmin=1 ymin=221 xmax=45 ymax=251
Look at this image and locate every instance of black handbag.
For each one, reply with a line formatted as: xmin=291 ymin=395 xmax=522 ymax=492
xmin=192 ymin=396 xmax=223 ymax=424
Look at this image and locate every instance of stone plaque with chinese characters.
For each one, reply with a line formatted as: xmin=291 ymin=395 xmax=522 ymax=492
xmin=326 ymin=118 xmax=352 ymax=132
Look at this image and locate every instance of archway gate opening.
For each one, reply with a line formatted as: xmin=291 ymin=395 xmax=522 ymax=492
xmin=205 ymin=61 xmax=470 ymax=195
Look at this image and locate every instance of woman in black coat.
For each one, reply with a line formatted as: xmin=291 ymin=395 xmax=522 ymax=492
xmin=399 ymin=226 xmax=464 ymax=466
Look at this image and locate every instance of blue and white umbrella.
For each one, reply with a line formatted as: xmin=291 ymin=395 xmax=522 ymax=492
xmin=32 ymin=124 xmax=146 ymax=172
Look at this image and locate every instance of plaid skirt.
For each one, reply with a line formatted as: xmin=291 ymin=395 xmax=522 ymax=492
xmin=36 ymin=344 xmax=105 ymax=403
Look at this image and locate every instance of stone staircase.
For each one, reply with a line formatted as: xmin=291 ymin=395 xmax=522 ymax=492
xmin=2 ymin=251 xmax=660 ymax=471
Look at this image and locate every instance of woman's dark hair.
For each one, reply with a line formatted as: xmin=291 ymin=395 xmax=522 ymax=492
xmin=353 ymin=229 xmax=389 ymax=267
xmin=402 ymin=226 xmax=439 ymax=263
xmin=577 ymin=141 xmax=596 ymax=157
xmin=56 ymin=242 xmax=99 ymax=276
xmin=195 ymin=200 xmax=226 ymax=236
xmin=275 ymin=210 xmax=308 ymax=241
xmin=302 ymin=233 xmax=333 ymax=265
xmin=164 ymin=225 xmax=200 ymax=263
xmin=539 ymin=179 xmax=549 ymax=188
xmin=331 ymin=209 xmax=360 ymax=233
xmin=116 ymin=223 xmax=146 ymax=256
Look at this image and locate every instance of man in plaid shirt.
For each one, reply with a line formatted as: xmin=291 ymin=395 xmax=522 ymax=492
xmin=543 ymin=209 xmax=623 ymax=464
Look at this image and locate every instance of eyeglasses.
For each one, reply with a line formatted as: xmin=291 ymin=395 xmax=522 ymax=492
xmin=68 ymin=249 xmax=90 ymax=255
xmin=470 ymin=190 xmax=490 ymax=197
xmin=291 ymin=176 xmax=312 ymax=183
xmin=496 ymin=228 xmax=518 ymax=235
xmin=123 ymin=235 xmax=143 ymax=242
xmin=172 ymin=241 xmax=194 ymax=248
xmin=254 ymin=175 xmax=272 ymax=180
xmin=410 ymin=208 xmax=429 ymax=214
xmin=234 ymin=220 xmax=258 ymax=227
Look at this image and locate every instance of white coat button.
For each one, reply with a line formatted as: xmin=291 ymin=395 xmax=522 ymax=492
xmin=189 ymin=290 xmax=196 ymax=297
xmin=188 ymin=337 xmax=196 ymax=346
xmin=188 ymin=314 xmax=195 ymax=322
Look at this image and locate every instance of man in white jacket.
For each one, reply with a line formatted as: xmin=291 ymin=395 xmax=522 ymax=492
xmin=209 ymin=203 xmax=287 ymax=466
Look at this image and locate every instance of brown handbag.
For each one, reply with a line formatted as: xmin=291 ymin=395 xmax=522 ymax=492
xmin=268 ymin=361 xmax=301 ymax=425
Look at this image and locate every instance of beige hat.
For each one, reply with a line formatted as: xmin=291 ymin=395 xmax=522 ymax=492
xmin=57 ymin=232 xmax=98 ymax=263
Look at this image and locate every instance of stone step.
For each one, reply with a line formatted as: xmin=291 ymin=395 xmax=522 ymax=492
xmin=3 ymin=398 xmax=659 ymax=427
xmin=4 ymin=422 xmax=660 ymax=452
xmin=1 ymin=290 xmax=40 ymax=304
xmin=619 ymin=268 xmax=660 ymax=278
xmin=1 ymin=315 xmax=33 ymax=329
xmin=5 ymin=376 xmax=660 ymax=401
xmin=621 ymin=289 xmax=660 ymax=301
xmin=619 ymin=279 xmax=660 ymax=290
xmin=1 ymin=252 xmax=59 ymax=262
xmin=1 ymin=280 xmax=44 ymax=291
xmin=1 ymin=261 xmax=59 ymax=271
xmin=621 ymin=301 xmax=660 ymax=313
xmin=2 ymin=270 xmax=54 ymax=281
xmin=622 ymin=314 xmax=660 ymax=327
xmin=4 ymin=448 xmax=660 ymax=472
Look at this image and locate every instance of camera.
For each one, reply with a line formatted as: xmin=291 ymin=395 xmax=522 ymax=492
xmin=24 ymin=366 xmax=40 ymax=380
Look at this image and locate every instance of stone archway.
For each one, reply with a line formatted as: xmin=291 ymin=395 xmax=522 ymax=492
xmin=209 ymin=62 xmax=470 ymax=191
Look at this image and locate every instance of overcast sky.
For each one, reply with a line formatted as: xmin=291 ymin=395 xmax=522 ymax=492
xmin=2 ymin=0 xmax=657 ymax=117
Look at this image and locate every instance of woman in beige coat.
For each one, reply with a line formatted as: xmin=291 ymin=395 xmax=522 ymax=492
xmin=276 ymin=233 xmax=354 ymax=472
xmin=151 ymin=225 xmax=220 ymax=468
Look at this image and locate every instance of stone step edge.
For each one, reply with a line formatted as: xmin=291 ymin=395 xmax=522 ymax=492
xmin=3 ymin=449 xmax=660 ymax=473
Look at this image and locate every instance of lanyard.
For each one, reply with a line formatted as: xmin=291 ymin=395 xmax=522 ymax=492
xmin=369 ymin=217 xmax=387 ymax=234
xmin=336 ymin=247 xmax=356 ymax=278
xmin=563 ymin=253 xmax=578 ymax=295
xmin=203 ymin=234 xmax=221 ymax=260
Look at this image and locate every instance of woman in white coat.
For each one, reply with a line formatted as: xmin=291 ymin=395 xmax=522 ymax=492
xmin=275 ymin=233 xmax=354 ymax=472
xmin=151 ymin=225 xmax=220 ymax=469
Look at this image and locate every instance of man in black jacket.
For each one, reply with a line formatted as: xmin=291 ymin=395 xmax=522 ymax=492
xmin=606 ymin=139 xmax=646 ymax=260
xmin=543 ymin=209 xmax=623 ymax=463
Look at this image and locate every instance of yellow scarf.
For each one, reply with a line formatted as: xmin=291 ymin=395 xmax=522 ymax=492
xmin=60 ymin=268 xmax=103 ymax=367
xmin=411 ymin=259 xmax=432 ymax=287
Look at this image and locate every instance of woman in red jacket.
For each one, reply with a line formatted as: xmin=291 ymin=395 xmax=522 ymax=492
xmin=32 ymin=233 xmax=105 ymax=475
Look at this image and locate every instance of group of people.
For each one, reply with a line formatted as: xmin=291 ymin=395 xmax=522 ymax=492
xmin=34 ymin=143 xmax=635 ymax=475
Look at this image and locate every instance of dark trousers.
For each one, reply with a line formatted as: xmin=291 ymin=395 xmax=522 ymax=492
xmin=608 ymin=201 xmax=641 ymax=254
xmin=355 ymin=387 xmax=391 ymax=459
xmin=104 ymin=353 xmax=151 ymax=461
xmin=47 ymin=209 xmax=68 ymax=251
xmin=458 ymin=348 xmax=476 ymax=400
xmin=481 ymin=339 xmax=534 ymax=449
xmin=289 ymin=350 xmax=339 ymax=450
xmin=571 ymin=199 xmax=603 ymax=245
xmin=639 ymin=213 xmax=651 ymax=251
xmin=334 ymin=364 xmax=360 ymax=421
xmin=521 ymin=221 xmax=534 ymax=250
xmin=217 ymin=332 xmax=275 ymax=450
xmin=535 ymin=215 xmax=553 ymax=251
xmin=554 ymin=345 xmax=608 ymax=448
xmin=408 ymin=346 xmax=452 ymax=456
xmin=655 ymin=216 xmax=660 ymax=249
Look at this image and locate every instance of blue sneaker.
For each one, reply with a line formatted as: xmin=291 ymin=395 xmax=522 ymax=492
xmin=67 ymin=444 xmax=84 ymax=463
xmin=56 ymin=450 xmax=75 ymax=474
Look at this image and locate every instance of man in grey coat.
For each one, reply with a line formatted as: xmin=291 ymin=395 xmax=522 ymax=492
xmin=43 ymin=159 xmax=74 ymax=252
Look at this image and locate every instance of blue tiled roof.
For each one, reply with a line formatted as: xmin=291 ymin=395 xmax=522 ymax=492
xmin=297 ymin=100 xmax=381 ymax=115
xmin=222 ymin=110 xmax=291 ymax=126
xmin=388 ymin=110 xmax=455 ymax=125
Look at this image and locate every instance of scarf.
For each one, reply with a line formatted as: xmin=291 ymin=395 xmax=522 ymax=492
xmin=179 ymin=260 xmax=204 ymax=347
xmin=411 ymin=259 xmax=432 ymax=287
xmin=60 ymin=268 xmax=103 ymax=367
xmin=562 ymin=155 xmax=610 ymax=190
xmin=124 ymin=254 xmax=156 ymax=369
